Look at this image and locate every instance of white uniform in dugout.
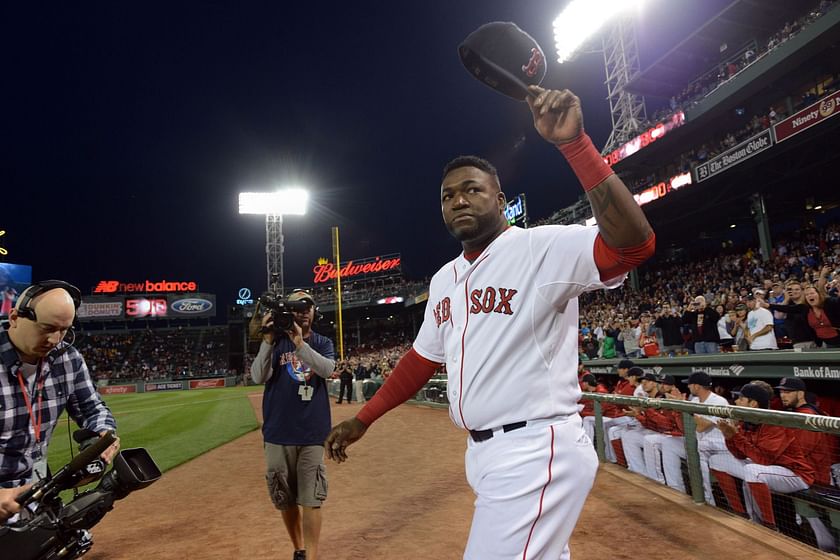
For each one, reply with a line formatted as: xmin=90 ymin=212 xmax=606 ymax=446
xmin=413 ymin=224 xmax=623 ymax=560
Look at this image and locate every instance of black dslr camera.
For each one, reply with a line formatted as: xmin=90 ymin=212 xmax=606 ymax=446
xmin=0 ymin=431 xmax=161 ymax=560
xmin=258 ymin=291 xmax=312 ymax=333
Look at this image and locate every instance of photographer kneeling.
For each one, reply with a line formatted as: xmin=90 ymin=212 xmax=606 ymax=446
xmin=1 ymin=281 xmax=119 ymax=523
xmin=251 ymin=290 xmax=335 ymax=560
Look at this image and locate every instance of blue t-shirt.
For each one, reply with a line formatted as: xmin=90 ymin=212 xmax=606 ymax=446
xmin=262 ymin=331 xmax=335 ymax=446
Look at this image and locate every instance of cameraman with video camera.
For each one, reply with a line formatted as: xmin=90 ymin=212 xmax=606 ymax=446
xmin=251 ymin=289 xmax=335 ymax=560
xmin=1 ymin=282 xmax=119 ymax=523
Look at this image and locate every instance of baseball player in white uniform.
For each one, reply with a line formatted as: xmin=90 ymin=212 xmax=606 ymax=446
xmin=660 ymin=371 xmax=729 ymax=504
xmin=326 ymin=86 xmax=655 ymax=559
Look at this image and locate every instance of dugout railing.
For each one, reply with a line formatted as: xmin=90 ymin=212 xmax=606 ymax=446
xmin=581 ymin=392 xmax=840 ymax=552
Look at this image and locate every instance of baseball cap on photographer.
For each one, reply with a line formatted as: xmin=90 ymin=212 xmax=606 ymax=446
xmin=286 ymin=290 xmax=315 ymax=305
xmin=458 ymin=21 xmax=547 ymax=101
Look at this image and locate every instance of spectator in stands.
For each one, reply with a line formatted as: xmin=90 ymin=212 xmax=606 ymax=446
xmin=711 ymin=384 xmax=832 ymax=549
xmin=767 ymin=281 xmax=787 ymax=338
xmin=718 ymin=308 xmax=737 ymax=351
xmin=765 ymin=279 xmax=817 ymax=349
xmin=683 ymin=296 xmax=720 ymax=353
xmin=661 ymin=372 xmax=729 ymax=505
xmin=251 ymin=290 xmax=336 ymax=560
xmin=743 ymin=292 xmax=778 ymax=350
xmin=619 ymin=319 xmax=641 ymax=359
xmin=805 ymin=278 xmax=840 ymax=347
xmin=655 ymin=302 xmax=684 ymax=356
xmin=638 ymin=312 xmax=659 ymax=357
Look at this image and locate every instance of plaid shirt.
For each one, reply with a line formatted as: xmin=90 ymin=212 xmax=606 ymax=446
xmin=0 ymin=326 xmax=116 ymax=487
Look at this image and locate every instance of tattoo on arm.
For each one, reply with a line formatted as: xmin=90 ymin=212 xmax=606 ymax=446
xmin=586 ymin=174 xmax=652 ymax=247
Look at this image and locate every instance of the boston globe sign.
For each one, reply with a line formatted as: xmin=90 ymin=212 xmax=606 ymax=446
xmin=693 ymin=129 xmax=773 ymax=183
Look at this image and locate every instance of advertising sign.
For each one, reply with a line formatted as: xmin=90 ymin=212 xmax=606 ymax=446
xmin=189 ymin=378 xmax=225 ymax=389
xmin=773 ymin=91 xmax=840 ymax=143
xmin=169 ymin=295 xmax=215 ymax=317
xmin=603 ymin=111 xmax=685 ymax=166
xmin=694 ymin=129 xmax=773 ymax=182
xmin=504 ymin=194 xmax=527 ymax=226
xmin=145 ymin=382 xmax=185 ymax=392
xmin=77 ymin=298 xmax=125 ymax=320
xmin=99 ymin=385 xmax=137 ymax=395
xmin=632 ymin=172 xmax=693 ymax=207
xmin=93 ymin=279 xmax=198 ymax=294
xmin=312 ymin=254 xmax=401 ymax=284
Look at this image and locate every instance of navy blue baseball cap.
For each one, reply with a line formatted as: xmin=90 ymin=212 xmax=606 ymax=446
xmin=459 ymin=22 xmax=547 ymax=101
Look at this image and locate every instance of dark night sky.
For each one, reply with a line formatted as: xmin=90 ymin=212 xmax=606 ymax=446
xmin=1 ymin=1 xmax=729 ymax=301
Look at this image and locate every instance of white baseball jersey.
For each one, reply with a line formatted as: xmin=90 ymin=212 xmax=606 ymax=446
xmin=414 ymin=225 xmax=624 ymax=431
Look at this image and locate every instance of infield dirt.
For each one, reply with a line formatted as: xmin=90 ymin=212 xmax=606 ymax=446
xmin=85 ymin=393 xmax=814 ymax=559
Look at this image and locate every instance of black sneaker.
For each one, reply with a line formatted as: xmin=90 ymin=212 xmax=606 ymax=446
xmin=293 ymin=550 xmax=306 ymax=560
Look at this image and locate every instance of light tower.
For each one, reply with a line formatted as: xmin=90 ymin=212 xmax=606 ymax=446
xmin=553 ymin=0 xmax=648 ymax=154
xmin=238 ymin=188 xmax=309 ymax=295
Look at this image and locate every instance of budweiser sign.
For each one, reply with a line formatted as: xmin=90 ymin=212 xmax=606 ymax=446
xmin=312 ymin=254 xmax=401 ymax=284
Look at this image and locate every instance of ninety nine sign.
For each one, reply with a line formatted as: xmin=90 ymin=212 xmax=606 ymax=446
xmin=312 ymin=254 xmax=401 ymax=284
xmin=94 ymin=279 xmax=198 ymax=293
xmin=774 ymin=91 xmax=840 ymax=143
xmin=694 ymin=129 xmax=773 ymax=182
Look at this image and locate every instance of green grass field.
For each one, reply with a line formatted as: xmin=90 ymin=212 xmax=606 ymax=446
xmin=46 ymin=386 xmax=261 ymax=477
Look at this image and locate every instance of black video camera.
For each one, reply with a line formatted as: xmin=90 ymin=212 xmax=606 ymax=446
xmin=258 ymin=291 xmax=312 ymax=333
xmin=0 ymin=431 xmax=161 ymax=560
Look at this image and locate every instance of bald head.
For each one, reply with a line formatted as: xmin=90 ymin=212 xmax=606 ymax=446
xmin=9 ymin=287 xmax=76 ymax=362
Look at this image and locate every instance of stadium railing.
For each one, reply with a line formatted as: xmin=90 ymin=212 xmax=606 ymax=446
xmin=582 ymin=393 xmax=840 ymax=553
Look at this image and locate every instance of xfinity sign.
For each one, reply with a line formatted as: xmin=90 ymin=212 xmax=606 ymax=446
xmin=236 ymin=287 xmax=254 ymax=305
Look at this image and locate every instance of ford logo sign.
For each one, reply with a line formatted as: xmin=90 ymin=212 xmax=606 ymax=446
xmin=171 ymin=298 xmax=213 ymax=314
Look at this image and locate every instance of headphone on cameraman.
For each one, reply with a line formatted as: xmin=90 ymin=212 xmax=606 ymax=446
xmin=15 ymin=279 xmax=82 ymax=351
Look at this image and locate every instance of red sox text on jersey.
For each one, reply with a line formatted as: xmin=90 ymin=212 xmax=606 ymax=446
xmin=433 ymin=288 xmax=518 ymax=326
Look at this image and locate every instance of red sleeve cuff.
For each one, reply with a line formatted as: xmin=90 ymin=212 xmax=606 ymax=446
xmin=593 ymin=231 xmax=655 ymax=282
xmin=356 ymin=348 xmax=440 ymax=427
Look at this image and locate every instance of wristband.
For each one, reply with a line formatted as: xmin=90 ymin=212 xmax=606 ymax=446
xmin=557 ymin=132 xmax=614 ymax=192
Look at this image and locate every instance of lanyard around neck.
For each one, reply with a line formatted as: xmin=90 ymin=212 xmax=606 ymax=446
xmin=17 ymin=361 xmax=46 ymax=443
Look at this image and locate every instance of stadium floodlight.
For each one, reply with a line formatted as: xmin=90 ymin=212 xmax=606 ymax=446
xmin=238 ymin=188 xmax=308 ymax=216
xmin=238 ymin=188 xmax=310 ymax=295
xmin=553 ymin=0 xmax=645 ymax=63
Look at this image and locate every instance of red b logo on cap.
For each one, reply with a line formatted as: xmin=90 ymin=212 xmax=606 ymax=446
xmin=522 ymin=48 xmax=543 ymax=78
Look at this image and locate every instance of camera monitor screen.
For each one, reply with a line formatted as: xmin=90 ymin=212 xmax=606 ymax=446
xmin=0 ymin=262 xmax=33 ymax=318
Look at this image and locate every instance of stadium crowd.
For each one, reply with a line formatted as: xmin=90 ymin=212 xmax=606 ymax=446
xmin=664 ymin=0 xmax=837 ymax=120
xmin=577 ymin=223 xmax=840 ymax=358
xmin=78 ymin=326 xmax=230 ymax=382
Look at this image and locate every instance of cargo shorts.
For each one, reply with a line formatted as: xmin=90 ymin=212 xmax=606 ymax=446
xmin=265 ymin=443 xmax=328 ymax=509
